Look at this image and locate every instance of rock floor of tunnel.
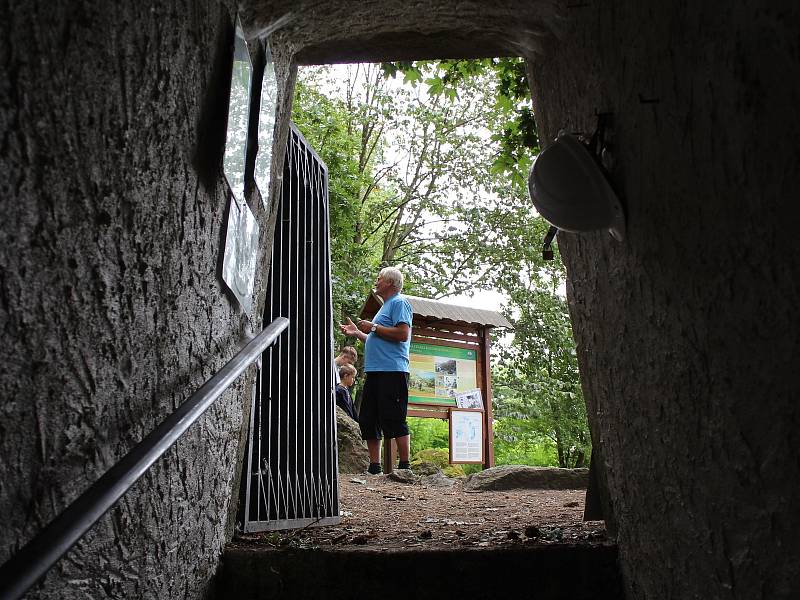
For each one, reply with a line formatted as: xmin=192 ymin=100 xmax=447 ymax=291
xmin=231 ymin=475 xmax=608 ymax=552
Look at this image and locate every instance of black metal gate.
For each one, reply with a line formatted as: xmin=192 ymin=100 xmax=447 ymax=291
xmin=240 ymin=124 xmax=340 ymax=532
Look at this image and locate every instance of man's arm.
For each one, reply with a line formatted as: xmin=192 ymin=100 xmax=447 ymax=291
xmin=354 ymin=319 xmax=410 ymax=342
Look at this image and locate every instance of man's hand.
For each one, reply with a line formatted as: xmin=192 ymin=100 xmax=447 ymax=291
xmin=339 ymin=317 xmax=361 ymax=337
xmin=340 ymin=317 xmax=371 ymax=342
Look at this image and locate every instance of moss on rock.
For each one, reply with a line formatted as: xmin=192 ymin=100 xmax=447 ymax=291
xmin=411 ymin=448 xmax=465 ymax=478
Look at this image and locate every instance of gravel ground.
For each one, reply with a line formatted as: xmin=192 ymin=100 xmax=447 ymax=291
xmin=234 ymin=473 xmax=607 ymax=551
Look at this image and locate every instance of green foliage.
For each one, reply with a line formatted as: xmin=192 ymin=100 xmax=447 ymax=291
xmin=461 ymin=463 xmax=483 ymax=476
xmin=411 ymin=447 xmax=466 ymax=478
xmin=491 ymin=257 xmax=592 ymax=468
xmin=292 ymin=63 xmax=540 ymax=332
xmin=293 ymin=61 xmax=590 ymax=469
xmin=381 ymin=58 xmax=538 ymax=188
xmin=407 ymin=417 xmax=448 ymax=455
xmin=493 ymin=417 xmax=559 ymax=466
xmin=291 ymin=74 xmax=378 ymax=342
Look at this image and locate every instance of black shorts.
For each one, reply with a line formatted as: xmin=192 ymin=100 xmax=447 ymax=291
xmin=358 ymin=371 xmax=410 ymax=440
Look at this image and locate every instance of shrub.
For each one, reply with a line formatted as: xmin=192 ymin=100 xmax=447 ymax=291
xmin=411 ymin=448 xmax=466 ymax=478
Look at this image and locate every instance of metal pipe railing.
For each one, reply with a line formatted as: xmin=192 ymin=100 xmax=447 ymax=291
xmin=0 ymin=317 xmax=289 ymax=600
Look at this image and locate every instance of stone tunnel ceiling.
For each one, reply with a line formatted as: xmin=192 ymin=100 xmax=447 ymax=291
xmin=240 ymin=0 xmax=563 ymax=63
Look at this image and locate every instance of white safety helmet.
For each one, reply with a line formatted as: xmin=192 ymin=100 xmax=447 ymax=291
xmin=528 ymin=134 xmax=626 ymax=241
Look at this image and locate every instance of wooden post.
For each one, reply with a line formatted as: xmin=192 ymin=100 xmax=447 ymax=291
xmin=382 ymin=437 xmax=396 ymax=474
xmin=481 ymin=327 xmax=495 ymax=467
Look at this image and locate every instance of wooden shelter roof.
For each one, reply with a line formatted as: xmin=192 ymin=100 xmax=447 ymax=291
xmin=359 ymin=292 xmax=513 ymax=329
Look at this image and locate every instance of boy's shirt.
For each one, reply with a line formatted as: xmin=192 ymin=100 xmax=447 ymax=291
xmin=335 ymin=383 xmax=357 ymax=420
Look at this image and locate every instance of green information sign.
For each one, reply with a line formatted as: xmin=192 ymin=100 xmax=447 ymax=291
xmin=408 ymin=342 xmax=478 ymax=406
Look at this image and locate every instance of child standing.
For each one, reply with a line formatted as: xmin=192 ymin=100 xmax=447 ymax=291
xmin=336 ymin=363 xmax=358 ymax=421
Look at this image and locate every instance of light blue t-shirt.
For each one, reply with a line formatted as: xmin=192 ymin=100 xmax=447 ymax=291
xmin=364 ymin=293 xmax=413 ymax=372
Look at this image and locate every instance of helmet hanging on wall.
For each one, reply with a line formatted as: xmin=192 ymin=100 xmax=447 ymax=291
xmin=528 ymin=133 xmax=626 ymax=242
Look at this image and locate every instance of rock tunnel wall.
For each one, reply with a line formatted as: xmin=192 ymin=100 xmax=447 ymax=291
xmin=0 ymin=1 xmax=295 ymax=597
xmin=2 ymin=1 xmax=799 ymax=599
xmin=528 ymin=2 xmax=800 ymax=598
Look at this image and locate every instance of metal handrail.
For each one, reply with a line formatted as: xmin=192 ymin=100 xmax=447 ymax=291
xmin=0 ymin=317 xmax=290 ymax=600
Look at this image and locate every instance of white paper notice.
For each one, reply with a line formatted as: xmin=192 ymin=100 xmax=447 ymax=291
xmin=450 ymin=409 xmax=483 ymax=463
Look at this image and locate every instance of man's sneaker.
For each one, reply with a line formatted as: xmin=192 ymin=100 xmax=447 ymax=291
xmin=397 ymin=461 xmax=411 ymax=470
xmin=367 ymin=462 xmax=382 ymax=475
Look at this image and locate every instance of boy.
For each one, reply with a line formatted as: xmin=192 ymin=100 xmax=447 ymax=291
xmin=336 ymin=363 xmax=358 ymax=421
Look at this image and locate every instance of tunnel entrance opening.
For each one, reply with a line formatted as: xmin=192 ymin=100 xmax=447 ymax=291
xmin=291 ymin=59 xmax=593 ymax=475
xmin=235 ymin=57 xmax=598 ymax=554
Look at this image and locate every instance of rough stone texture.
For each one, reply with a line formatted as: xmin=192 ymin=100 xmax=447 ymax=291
xmin=387 ymin=469 xmax=419 ymax=484
xmin=335 ymin=406 xmax=369 ymax=474
xmin=420 ymin=472 xmax=458 ymax=488
xmin=465 ymin=466 xmax=589 ymax=492
xmin=527 ymin=3 xmax=800 ymax=599
xmin=241 ymin=0 xmax=564 ymax=64
xmin=3 ymin=1 xmax=798 ymax=599
xmin=0 ymin=1 xmax=295 ymax=597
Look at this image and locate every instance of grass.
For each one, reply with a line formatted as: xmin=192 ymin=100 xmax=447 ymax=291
xmin=407 ymin=416 xmax=560 ymax=472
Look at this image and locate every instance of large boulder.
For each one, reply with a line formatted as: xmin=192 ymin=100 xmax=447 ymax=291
xmin=421 ymin=471 xmax=457 ymax=488
xmin=336 ymin=406 xmax=369 ymax=473
xmin=464 ymin=465 xmax=589 ymax=492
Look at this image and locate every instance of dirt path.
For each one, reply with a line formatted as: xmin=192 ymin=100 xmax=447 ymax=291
xmin=235 ymin=474 xmax=607 ymax=550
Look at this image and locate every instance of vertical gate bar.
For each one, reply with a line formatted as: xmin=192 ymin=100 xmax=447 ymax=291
xmin=324 ymin=162 xmax=338 ymax=516
xmin=296 ymin=135 xmax=308 ymax=517
xmin=274 ymin=143 xmax=284 ymax=522
xmin=305 ymin=149 xmax=314 ymax=517
xmin=275 ymin=140 xmax=285 ymax=521
xmin=315 ymin=157 xmax=324 ymax=517
xmin=291 ymin=133 xmax=300 ymax=518
xmin=304 ymin=144 xmax=311 ymax=518
xmin=310 ymin=151 xmax=316 ymax=518
xmin=256 ymin=358 xmax=264 ymax=523
xmin=317 ymin=159 xmax=324 ymax=516
xmin=295 ymin=143 xmax=303 ymax=519
xmin=243 ymin=350 xmax=257 ymax=531
xmin=278 ymin=132 xmax=292 ymax=520
xmin=311 ymin=156 xmax=320 ymax=517
xmin=318 ymin=162 xmax=327 ymax=516
xmin=311 ymin=150 xmax=322 ymax=517
xmin=265 ymin=204 xmax=279 ymax=523
xmin=284 ymin=132 xmax=294 ymax=519
xmin=291 ymin=130 xmax=300 ymax=518
xmin=265 ymin=241 xmax=275 ymax=522
xmin=316 ymin=162 xmax=325 ymax=516
xmin=268 ymin=208 xmax=281 ymax=521
xmin=301 ymin=149 xmax=311 ymax=516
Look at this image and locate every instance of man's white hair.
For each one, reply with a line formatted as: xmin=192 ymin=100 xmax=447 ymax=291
xmin=379 ymin=266 xmax=404 ymax=291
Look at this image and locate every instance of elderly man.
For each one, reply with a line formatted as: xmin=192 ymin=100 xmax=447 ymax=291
xmin=340 ymin=266 xmax=413 ymax=474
